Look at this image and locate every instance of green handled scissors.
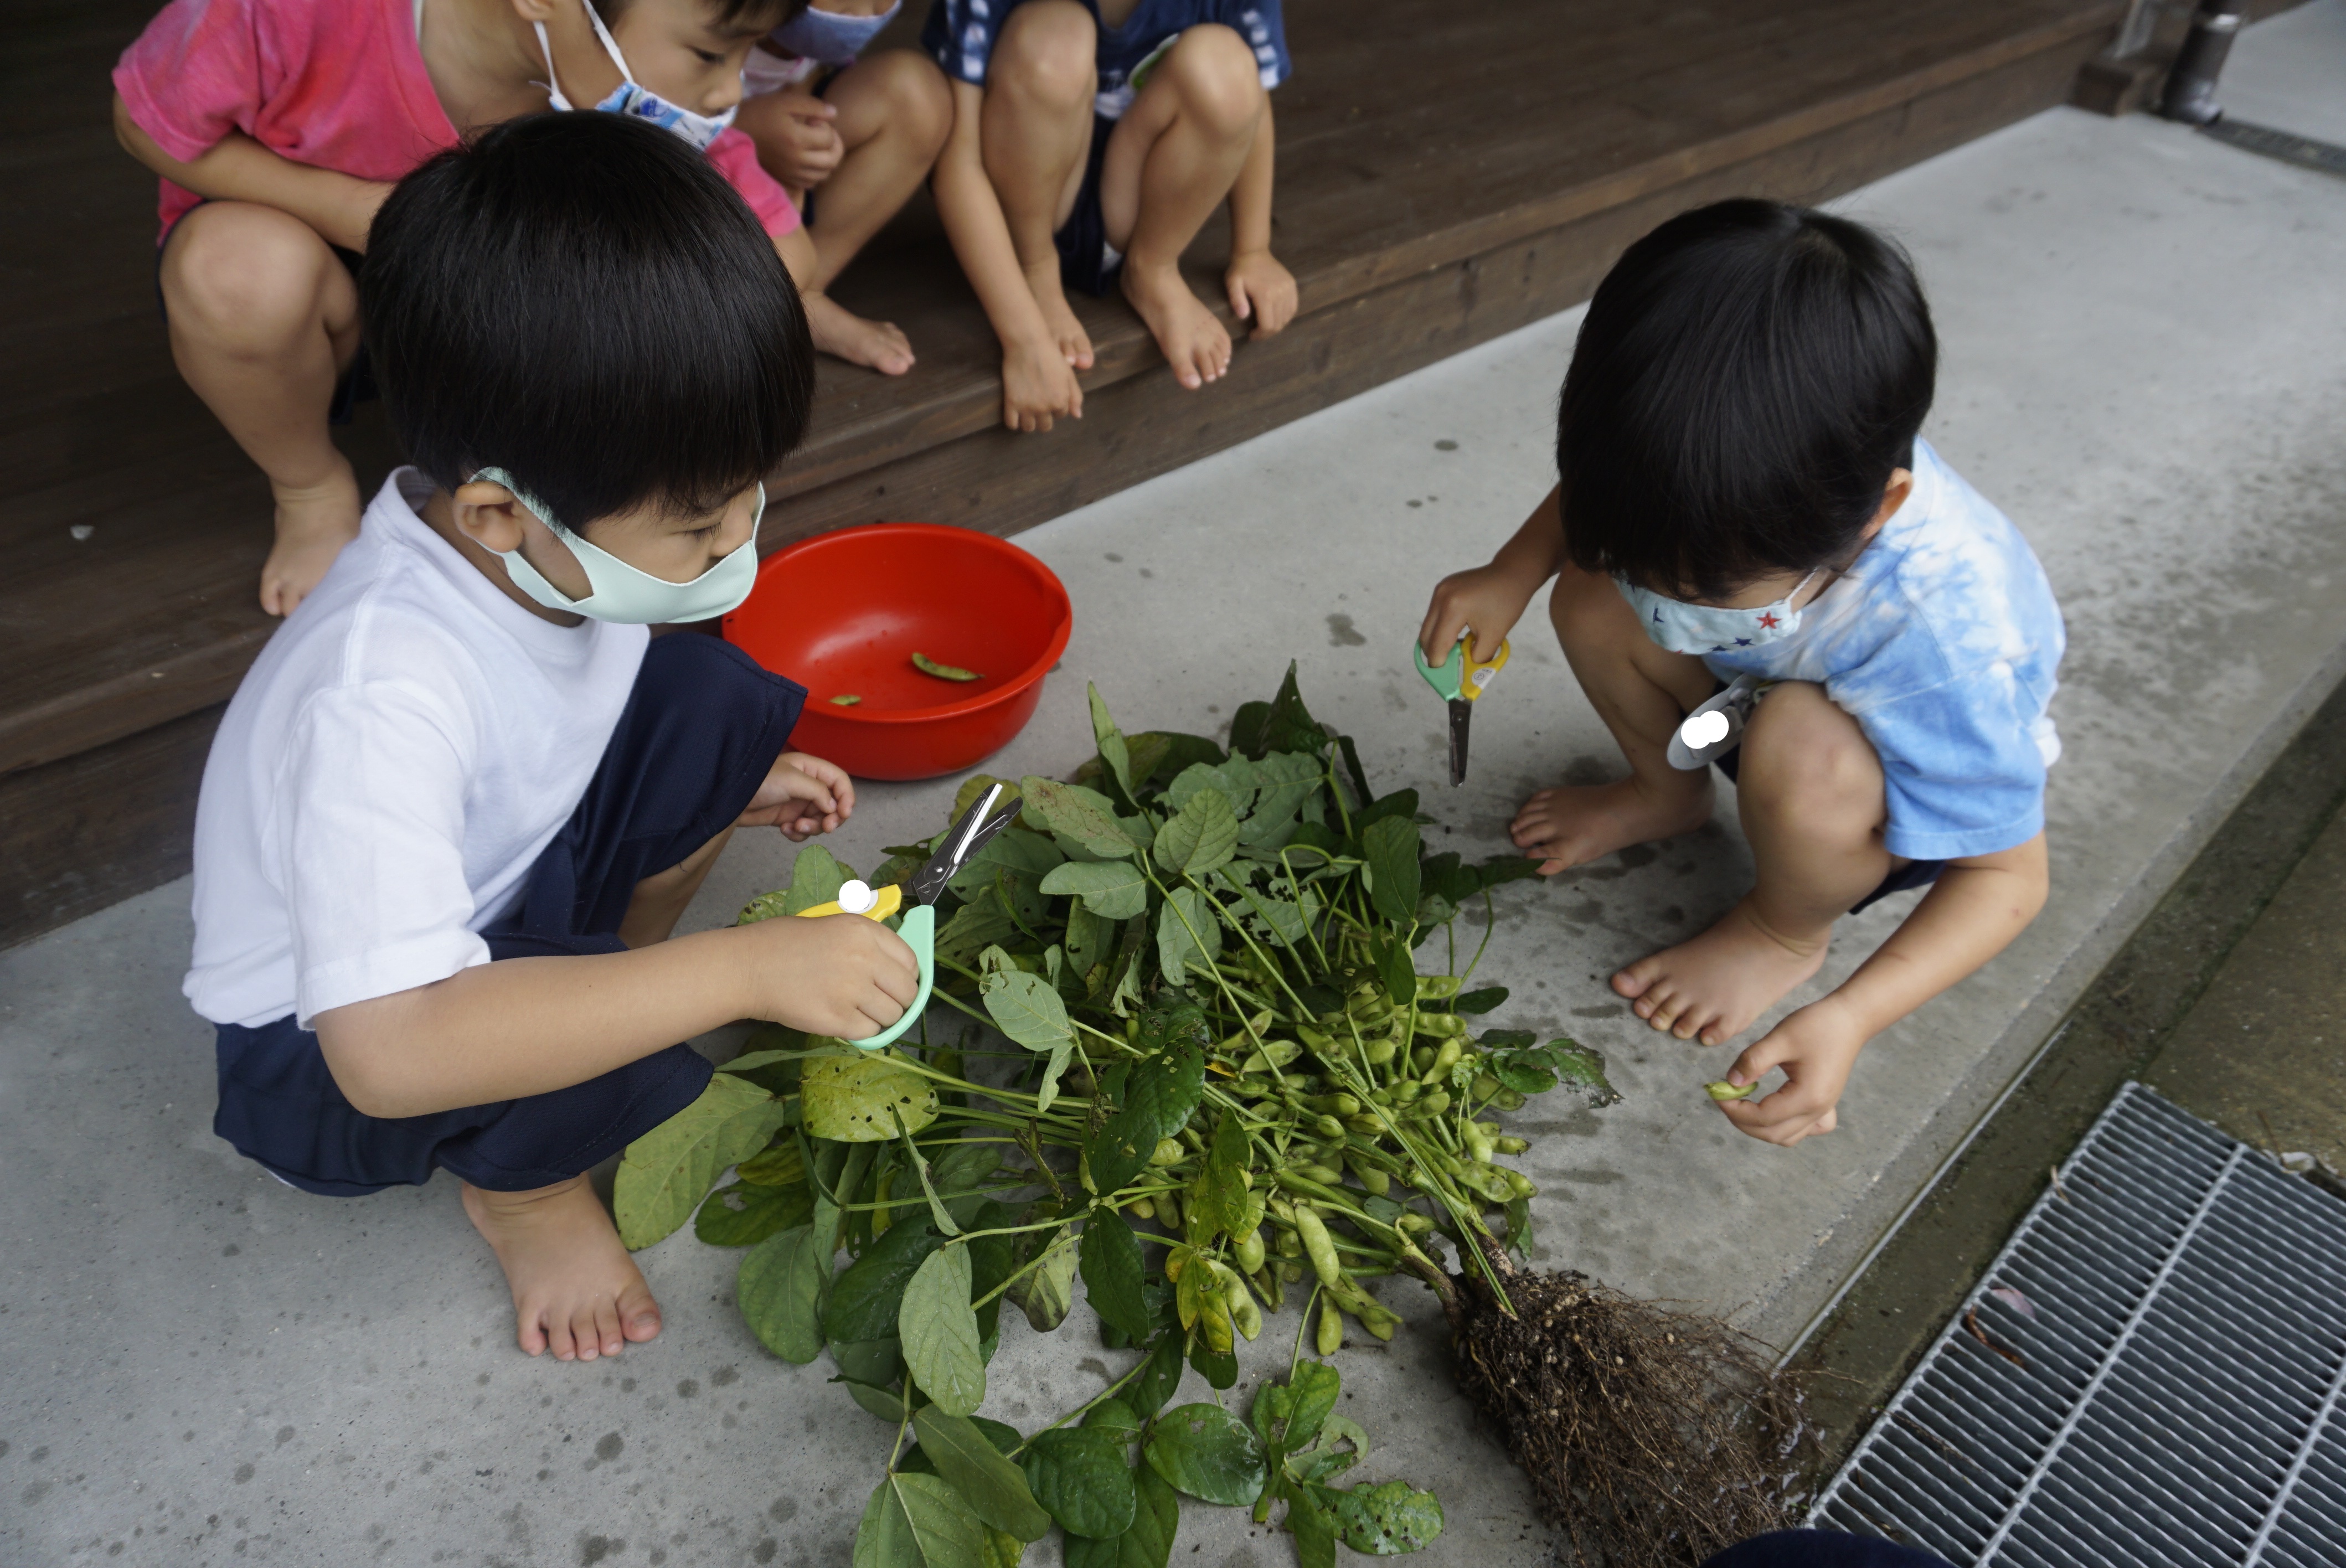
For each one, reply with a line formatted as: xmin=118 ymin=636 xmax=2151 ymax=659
xmin=793 ymin=781 xmax=1018 ymax=1049
xmin=1413 ymin=634 xmax=1511 ymax=786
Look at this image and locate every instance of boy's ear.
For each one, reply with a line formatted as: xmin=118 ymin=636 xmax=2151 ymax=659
xmin=507 ymin=0 xmax=559 ymax=24
xmin=1862 ymin=468 xmax=1914 ymax=541
xmin=451 ymin=479 xmax=532 ymax=555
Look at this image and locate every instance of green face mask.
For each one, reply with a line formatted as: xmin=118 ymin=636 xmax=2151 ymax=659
xmin=473 ymin=468 xmax=764 ymax=625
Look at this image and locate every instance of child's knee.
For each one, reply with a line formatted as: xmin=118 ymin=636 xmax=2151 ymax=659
xmin=163 ymin=204 xmax=337 ymax=338
xmin=873 ymin=51 xmax=953 ymax=151
xmin=993 ymin=0 xmax=1097 ymax=110
xmin=1159 ymin=24 xmax=1265 ymax=137
xmin=1736 ymin=684 xmax=1883 ymax=832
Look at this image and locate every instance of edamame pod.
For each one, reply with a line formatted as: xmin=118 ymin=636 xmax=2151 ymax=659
xmin=1225 ymin=1275 xmax=1262 ymax=1341
xmin=1234 ymin=1228 xmax=1267 ymax=1273
xmin=1292 ymin=1204 xmax=1343 ymax=1290
xmin=1317 ymin=1298 xmax=1344 ymax=1355
xmin=1149 ymin=1137 xmax=1187 ymax=1167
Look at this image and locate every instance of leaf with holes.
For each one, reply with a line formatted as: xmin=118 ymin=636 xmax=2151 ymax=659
xmin=1022 ymin=778 xmax=1134 ymax=859
xmin=1317 ymin=1479 xmax=1443 ymax=1555
xmin=1154 ymin=788 xmax=1238 ymax=878
xmin=803 ymin=1053 xmax=940 ymax=1143
xmin=979 ymin=967 xmax=1075 ymax=1055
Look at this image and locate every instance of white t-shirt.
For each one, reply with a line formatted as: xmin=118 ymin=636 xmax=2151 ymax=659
xmin=184 ymin=469 xmax=649 ymax=1029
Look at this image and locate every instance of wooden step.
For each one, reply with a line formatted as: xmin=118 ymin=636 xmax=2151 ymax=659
xmin=0 ymin=0 xmax=2128 ymax=946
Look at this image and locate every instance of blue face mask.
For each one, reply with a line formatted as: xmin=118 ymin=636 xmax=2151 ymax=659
xmin=1615 ymin=570 xmax=1819 ymax=657
xmin=474 ymin=468 xmax=765 ymax=626
xmin=536 ymin=2 xmax=737 ymax=152
xmin=769 ymin=1 xmax=900 ymax=65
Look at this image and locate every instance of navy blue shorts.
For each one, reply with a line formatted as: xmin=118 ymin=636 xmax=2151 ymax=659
xmin=212 ymin=634 xmax=806 ymax=1196
xmin=1712 ymin=746 xmax=1945 ymax=917
xmin=1701 ymin=1529 xmax=1955 ymax=1568
xmin=1054 ymin=112 xmax=1121 ymax=297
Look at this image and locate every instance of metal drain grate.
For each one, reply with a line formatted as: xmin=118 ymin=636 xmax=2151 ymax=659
xmin=1811 ymin=1081 xmax=2346 ymax=1565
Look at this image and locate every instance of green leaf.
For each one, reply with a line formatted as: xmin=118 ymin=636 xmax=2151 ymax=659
xmin=1372 ymin=931 xmax=1417 ymax=1010
xmin=841 ymin=1375 xmax=917 ymax=1422
xmin=1242 ymin=888 xmax=1319 ymax=949
xmin=1166 ymin=759 xmax=1258 ymax=818
xmin=1077 ymin=1213 xmax=1152 ymax=1342
xmin=1086 ymin=1034 xmax=1206 ymax=1197
xmin=937 ymin=898 xmax=1022 ymax=968
xmin=979 ymin=968 xmax=1075 ymax=1054
xmin=1154 ymin=789 xmax=1239 ymax=878
xmin=1085 ymin=1399 xmax=1144 ymax=1435
xmin=901 ymin=1246 xmax=987 ymax=1417
xmin=1126 ymin=1329 xmax=1186 ymax=1419
xmin=1039 ymin=860 xmax=1151 ymax=921
xmin=854 ymin=1472 xmax=986 ymax=1568
xmin=834 ymin=1336 xmax=905 ymax=1388
xmin=694 ymin=1179 xmax=813 ymax=1246
xmin=1489 ymin=1059 xmax=1556 ymax=1094
xmin=1062 ymin=1464 xmax=1179 ymax=1568
xmin=1321 ymin=1481 xmax=1444 ymax=1554
xmin=1360 ymin=817 xmax=1424 ymax=925
xmin=1023 ymin=778 xmax=1133 ymax=859
xmin=914 ymin=1407 xmax=1051 ymax=1543
xmin=1253 ymin=663 xmax=1328 ymax=757
xmin=1448 ymin=986 xmax=1508 ymax=1015
xmin=737 ymin=1223 xmax=828 ymax=1363
xmin=981 ymin=1529 xmax=1025 ymax=1568
xmin=1132 ymin=731 xmax=1226 ymax=785
xmin=1153 ymin=886 xmax=1223 ymax=987
xmin=1034 ymin=1041 xmax=1075 ymax=1117
xmin=1473 ymin=854 xmax=1541 ymax=890
xmin=803 ymin=1053 xmax=941 ymax=1143
xmin=1239 ymin=751 xmax=1323 ymax=844
xmin=1143 ymin=1403 xmax=1267 ymax=1507
xmin=1353 ymin=788 xmax=1420 ymax=832
xmin=1021 ymin=1427 xmax=1137 ymax=1539
xmin=1281 ymin=1478 xmax=1338 ymax=1568
xmin=786 ymin=843 xmax=854 ymax=914
xmin=1540 ymin=1039 xmax=1621 ymax=1107
xmin=1250 ymin=1360 xmax=1340 ymax=1468
xmin=827 ymin=1220 xmax=946 ymax=1343
xmin=1004 ymin=1226 xmax=1079 ymax=1333
xmin=1088 ymin=684 xmax=1135 ymax=801
xmin=1227 ymin=700 xmax=1272 ymax=760
xmin=737 ymin=1138 xmax=807 ymax=1185
xmin=1187 ymin=1115 xmax=1253 ymax=1245
xmin=613 ymin=1074 xmax=787 ymax=1249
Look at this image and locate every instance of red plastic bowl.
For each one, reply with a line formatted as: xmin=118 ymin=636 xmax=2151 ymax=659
xmin=722 ymin=523 xmax=1073 ymax=781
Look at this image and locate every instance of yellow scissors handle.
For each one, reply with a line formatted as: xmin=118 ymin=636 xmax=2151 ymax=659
xmin=793 ymin=880 xmax=905 ymax=922
xmin=1458 ymin=637 xmax=1509 ymax=702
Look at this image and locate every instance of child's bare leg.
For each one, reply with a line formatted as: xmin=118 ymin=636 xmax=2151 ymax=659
xmin=616 ymin=825 xmax=735 ymax=949
xmin=1514 ymin=563 xmax=1718 ymax=873
xmin=159 ymin=202 xmax=363 ymax=617
xmin=1099 ymin=24 xmax=1262 ymax=390
xmin=1615 ymin=680 xmax=1894 ymax=1044
xmin=805 ymin=52 xmax=953 ymax=291
xmin=462 ymin=1175 xmax=662 ymax=1360
xmin=981 ymin=0 xmax=1100 ymax=369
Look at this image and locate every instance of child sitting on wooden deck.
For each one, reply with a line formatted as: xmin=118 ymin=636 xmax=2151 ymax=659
xmin=924 ymin=0 xmax=1300 ymax=432
xmin=111 ymin=0 xmax=895 ymax=616
xmin=735 ymin=1 xmax=955 ymax=376
xmin=184 ymin=114 xmax=916 ymax=1361
xmin=1419 ymin=200 xmax=2063 ymax=1148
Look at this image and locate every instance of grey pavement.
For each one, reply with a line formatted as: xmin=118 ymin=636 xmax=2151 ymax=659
xmin=7 ymin=7 xmax=2346 ymax=1563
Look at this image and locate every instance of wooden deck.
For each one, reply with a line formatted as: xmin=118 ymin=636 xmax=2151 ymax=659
xmin=0 ymin=0 xmax=2133 ymax=946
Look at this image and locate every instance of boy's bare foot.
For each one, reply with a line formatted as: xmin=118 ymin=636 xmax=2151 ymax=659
xmin=1612 ymin=897 xmax=1830 ymax=1046
xmin=1120 ymin=259 xmax=1230 ymax=389
xmin=1023 ymin=260 xmax=1096 ymax=369
xmin=804 ymin=291 xmax=915 ymax=376
xmin=1509 ymin=776 xmax=1711 ymax=875
xmin=461 ymin=1175 xmax=663 ymax=1361
xmin=261 ymin=458 xmax=363 ymax=617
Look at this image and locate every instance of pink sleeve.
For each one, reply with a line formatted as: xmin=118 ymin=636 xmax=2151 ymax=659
xmin=706 ymin=128 xmax=803 ymax=238
xmin=113 ymin=0 xmax=269 ymax=165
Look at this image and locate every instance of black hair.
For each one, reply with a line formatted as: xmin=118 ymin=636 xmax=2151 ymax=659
xmin=362 ymin=111 xmax=812 ymax=532
xmin=1556 ymin=199 xmax=1937 ymax=600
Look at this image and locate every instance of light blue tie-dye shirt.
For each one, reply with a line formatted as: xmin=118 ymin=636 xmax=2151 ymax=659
xmin=1698 ymin=438 xmax=2065 ymax=862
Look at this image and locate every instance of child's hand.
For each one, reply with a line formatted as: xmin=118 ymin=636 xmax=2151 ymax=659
xmin=1226 ymin=249 xmax=1297 ymax=339
xmin=1001 ymin=337 xmax=1084 ymax=433
xmin=766 ymin=94 xmax=844 ymax=188
xmin=1714 ymin=998 xmax=1869 ymax=1147
xmin=1419 ymin=563 xmax=1541 ymax=665
xmin=740 ymin=751 xmax=855 ymax=841
xmin=739 ymin=910 xmax=920 ymax=1039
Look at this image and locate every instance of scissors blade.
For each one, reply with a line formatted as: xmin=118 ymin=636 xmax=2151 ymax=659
xmin=909 ymin=783 xmax=1020 ymax=905
xmin=1446 ymin=698 xmax=1472 ymax=787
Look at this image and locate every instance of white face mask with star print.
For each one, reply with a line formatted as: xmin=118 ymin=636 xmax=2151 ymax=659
xmin=1614 ymin=570 xmax=1819 ymax=656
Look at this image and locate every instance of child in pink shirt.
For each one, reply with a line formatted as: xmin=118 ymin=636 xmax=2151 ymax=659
xmin=113 ymin=0 xmax=892 ymax=617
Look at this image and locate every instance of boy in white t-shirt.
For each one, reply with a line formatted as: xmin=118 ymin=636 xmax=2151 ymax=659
xmin=185 ymin=112 xmax=917 ymax=1362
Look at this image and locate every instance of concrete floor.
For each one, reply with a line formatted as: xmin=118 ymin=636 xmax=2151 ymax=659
xmin=6 ymin=7 xmax=2346 ymax=1564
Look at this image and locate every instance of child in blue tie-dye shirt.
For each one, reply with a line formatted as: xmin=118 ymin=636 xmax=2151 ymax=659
xmin=1420 ymin=200 xmax=2063 ymax=1148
